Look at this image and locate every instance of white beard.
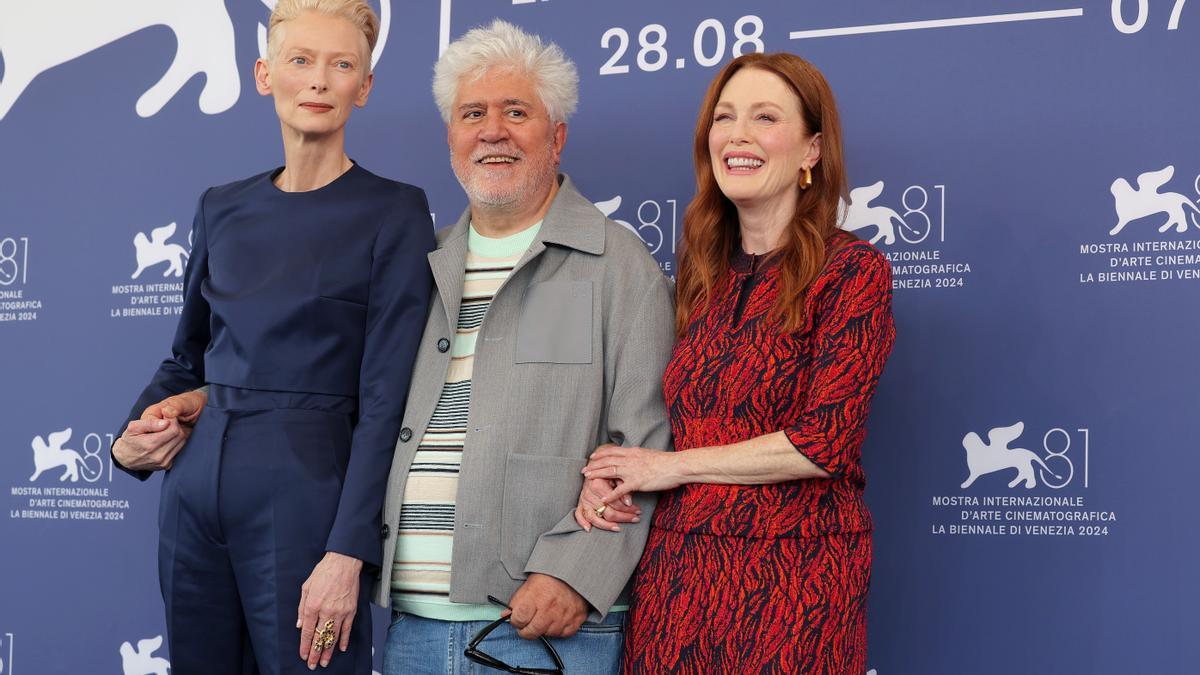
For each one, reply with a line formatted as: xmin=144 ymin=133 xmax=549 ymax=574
xmin=451 ymin=141 xmax=559 ymax=210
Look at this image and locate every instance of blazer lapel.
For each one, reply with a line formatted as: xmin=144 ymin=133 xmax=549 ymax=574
xmin=508 ymin=174 xmax=606 ymax=278
xmin=427 ymin=214 xmax=470 ymax=331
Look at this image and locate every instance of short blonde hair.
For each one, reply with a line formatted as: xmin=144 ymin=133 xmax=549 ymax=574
xmin=266 ymin=0 xmax=380 ymax=68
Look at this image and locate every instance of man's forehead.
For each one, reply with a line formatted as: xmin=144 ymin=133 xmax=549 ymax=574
xmin=454 ymin=68 xmax=544 ymax=108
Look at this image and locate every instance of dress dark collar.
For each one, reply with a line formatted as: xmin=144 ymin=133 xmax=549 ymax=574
xmin=731 ymin=246 xmax=782 ymax=275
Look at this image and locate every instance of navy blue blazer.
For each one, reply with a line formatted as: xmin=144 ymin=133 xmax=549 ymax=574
xmin=118 ymin=164 xmax=434 ymax=565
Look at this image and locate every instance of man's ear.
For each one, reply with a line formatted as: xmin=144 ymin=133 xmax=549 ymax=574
xmin=552 ymin=122 xmax=568 ymax=162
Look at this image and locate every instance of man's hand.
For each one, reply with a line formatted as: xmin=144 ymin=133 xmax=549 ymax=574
xmin=574 ymin=475 xmax=640 ymax=533
xmin=506 ymin=573 xmax=588 ymax=640
xmin=297 ymin=552 xmax=362 ymax=669
xmin=113 ymin=390 xmax=209 ymax=472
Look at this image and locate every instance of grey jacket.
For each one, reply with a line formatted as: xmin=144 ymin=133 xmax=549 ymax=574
xmin=373 ymin=175 xmax=674 ymax=617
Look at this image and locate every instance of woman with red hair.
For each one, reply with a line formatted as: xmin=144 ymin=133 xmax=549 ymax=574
xmin=575 ymin=52 xmax=895 ymax=672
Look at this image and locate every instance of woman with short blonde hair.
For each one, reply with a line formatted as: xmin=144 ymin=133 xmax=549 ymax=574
xmin=113 ymin=2 xmax=433 ymax=672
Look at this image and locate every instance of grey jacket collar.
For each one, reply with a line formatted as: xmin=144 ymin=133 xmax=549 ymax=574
xmin=434 ymin=173 xmax=605 ymax=255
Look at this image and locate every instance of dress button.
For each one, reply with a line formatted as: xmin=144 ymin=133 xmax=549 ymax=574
xmin=437 ymin=338 xmax=450 ymax=353
xmin=380 ymin=524 xmax=390 ymax=539
xmin=399 ymin=427 xmax=413 ymax=443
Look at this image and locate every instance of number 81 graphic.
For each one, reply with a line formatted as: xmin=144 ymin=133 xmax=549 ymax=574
xmin=1040 ymin=428 xmax=1090 ymax=489
xmin=0 ymin=237 xmax=29 ymax=286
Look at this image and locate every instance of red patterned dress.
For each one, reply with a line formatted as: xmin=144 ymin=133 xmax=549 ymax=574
xmin=623 ymin=232 xmax=895 ymax=674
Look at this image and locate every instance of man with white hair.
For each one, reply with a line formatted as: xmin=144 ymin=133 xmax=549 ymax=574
xmin=377 ymin=19 xmax=672 ymax=674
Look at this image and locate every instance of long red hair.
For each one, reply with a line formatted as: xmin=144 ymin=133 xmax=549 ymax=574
xmin=675 ymin=52 xmax=850 ymax=336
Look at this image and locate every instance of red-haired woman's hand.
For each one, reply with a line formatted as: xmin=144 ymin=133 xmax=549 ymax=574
xmin=581 ymin=445 xmax=682 ymax=503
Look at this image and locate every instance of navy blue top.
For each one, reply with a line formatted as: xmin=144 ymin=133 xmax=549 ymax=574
xmin=119 ymin=163 xmax=435 ymax=565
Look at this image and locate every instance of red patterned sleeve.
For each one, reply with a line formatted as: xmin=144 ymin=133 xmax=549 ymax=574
xmin=784 ymin=242 xmax=895 ymax=477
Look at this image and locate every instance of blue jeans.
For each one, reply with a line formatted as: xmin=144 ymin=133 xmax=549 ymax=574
xmin=384 ymin=610 xmax=625 ymax=675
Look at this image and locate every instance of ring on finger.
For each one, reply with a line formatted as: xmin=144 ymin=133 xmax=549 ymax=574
xmin=312 ymin=619 xmax=336 ymax=652
xmin=594 ymin=504 xmax=608 ymax=518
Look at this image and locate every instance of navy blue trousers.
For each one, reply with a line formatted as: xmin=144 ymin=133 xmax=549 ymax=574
xmin=157 ymin=388 xmax=373 ymax=674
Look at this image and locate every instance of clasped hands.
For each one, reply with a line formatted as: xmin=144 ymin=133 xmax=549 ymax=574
xmin=573 ymin=444 xmax=680 ymax=533
xmin=112 ymin=390 xmax=208 ymax=471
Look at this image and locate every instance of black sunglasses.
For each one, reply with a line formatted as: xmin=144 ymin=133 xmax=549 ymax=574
xmin=463 ymin=595 xmax=565 ymax=675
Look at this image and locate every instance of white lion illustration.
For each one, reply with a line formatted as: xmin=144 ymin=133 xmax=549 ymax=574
xmin=29 ymin=428 xmax=85 ymax=482
xmin=840 ymin=181 xmax=909 ymax=246
xmin=960 ymin=421 xmax=1061 ymax=490
xmin=0 ymin=0 xmax=239 ymax=121
xmin=1109 ymin=166 xmax=1200 ymax=236
xmin=120 ymin=635 xmax=171 ymax=675
xmin=132 ymin=222 xmax=189 ymax=279
xmin=594 ymin=196 xmax=637 ymax=235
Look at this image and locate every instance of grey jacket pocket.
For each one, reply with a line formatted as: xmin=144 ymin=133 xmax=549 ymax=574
xmin=514 ymin=281 xmax=592 ymax=364
xmin=500 ymin=453 xmax=587 ymax=579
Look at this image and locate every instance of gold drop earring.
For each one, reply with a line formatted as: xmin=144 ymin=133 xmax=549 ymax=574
xmin=800 ymin=166 xmax=813 ymax=190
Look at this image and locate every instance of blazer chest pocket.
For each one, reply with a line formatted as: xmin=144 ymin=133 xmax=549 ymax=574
xmin=515 ymin=281 xmax=592 ymax=364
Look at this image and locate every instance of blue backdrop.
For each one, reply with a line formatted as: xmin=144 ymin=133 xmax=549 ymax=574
xmin=2 ymin=1 xmax=1197 ymax=673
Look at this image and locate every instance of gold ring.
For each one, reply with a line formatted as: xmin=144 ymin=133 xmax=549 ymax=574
xmin=312 ymin=619 xmax=336 ymax=652
xmin=594 ymin=505 xmax=608 ymax=518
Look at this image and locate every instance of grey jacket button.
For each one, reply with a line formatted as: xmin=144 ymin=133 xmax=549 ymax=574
xmin=437 ymin=337 xmax=451 ymax=353
xmin=380 ymin=524 xmax=390 ymax=539
xmin=399 ymin=427 xmax=413 ymax=442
